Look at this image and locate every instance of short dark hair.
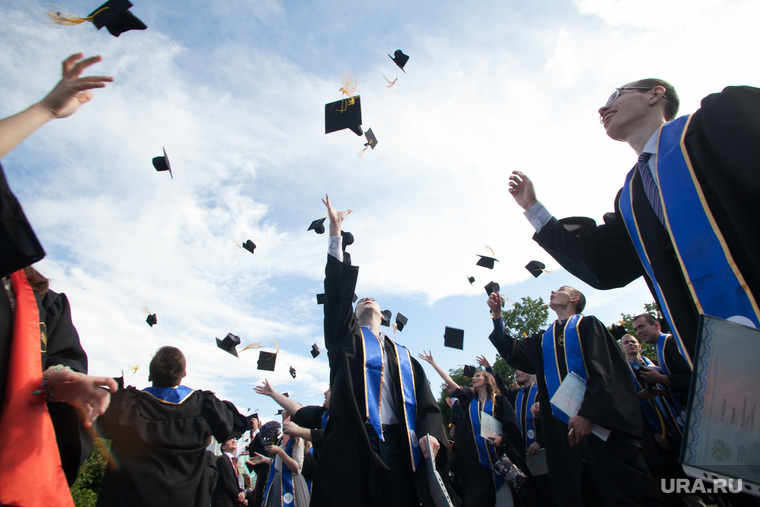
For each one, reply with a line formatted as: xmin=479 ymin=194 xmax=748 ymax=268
xmin=566 ymin=286 xmax=586 ymax=314
xmin=631 ymin=78 xmax=679 ymax=121
xmin=633 ymin=313 xmax=658 ymax=326
xmin=149 ymin=346 xmax=186 ymax=387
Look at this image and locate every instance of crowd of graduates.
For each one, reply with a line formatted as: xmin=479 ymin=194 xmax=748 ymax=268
xmin=3 ymin=52 xmax=759 ymax=507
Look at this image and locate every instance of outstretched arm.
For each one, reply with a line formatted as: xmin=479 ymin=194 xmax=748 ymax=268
xmin=0 ymin=54 xmax=113 ymax=159
xmin=253 ymin=379 xmax=303 ymax=415
xmin=43 ymin=367 xmax=118 ymax=428
xmin=418 ymin=350 xmax=459 ymax=392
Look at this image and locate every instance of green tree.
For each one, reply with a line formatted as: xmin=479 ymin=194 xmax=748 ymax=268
xmin=70 ymin=438 xmax=110 ymax=507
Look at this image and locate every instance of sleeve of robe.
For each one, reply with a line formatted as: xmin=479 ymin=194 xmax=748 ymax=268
xmin=0 ymin=163 xmax=45 ymax=278
xmin=662 ymin=337 xmax=692 ymax=407
xmin=488 ymin=317 xmax=542 ymax=375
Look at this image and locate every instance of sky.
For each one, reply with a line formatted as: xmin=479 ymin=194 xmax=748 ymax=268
xmin=1 ymin=0 xmax=759 ymax=427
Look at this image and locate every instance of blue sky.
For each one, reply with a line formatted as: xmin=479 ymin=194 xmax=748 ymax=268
xmin=2 ymin=0 xmax=759 ymax=424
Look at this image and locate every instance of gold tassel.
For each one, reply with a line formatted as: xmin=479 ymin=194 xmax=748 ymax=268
xmin=383 ymin=75 xmax=397 ymax=88
xmin=240 ymin=342 xmax=262 ymax=352
xmin=45 ymin=4 xmax=108 ymax=25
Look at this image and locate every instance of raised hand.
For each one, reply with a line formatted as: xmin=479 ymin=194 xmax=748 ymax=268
xmin=253 ymin=379 xmax=275 ymax=397
xmin=476 ymin=355 xmax=491 ymax=369
xmin=39 ymin=54 xmax=114 ymax=119
xmin=417 ymin=350 xmax=436 ymax=366
xmin=322 ymin=194 xmax=352 ymax=236
xmin=508 ymin=171 xmax=538 ymax=211
xmin=487 ymin=292 xmax=502 ymax=318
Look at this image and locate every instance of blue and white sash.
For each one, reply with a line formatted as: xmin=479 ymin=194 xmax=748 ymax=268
xmin=142 ymin=385 xmax=195 ymax=404
xmin=263 ymin=438 xmax=295 ymax=507
xmin=656 ymin=333 xmax=690 ymax=431
xmin=619 ymin=115 xmax=760 ymax=353
xmin=542 ymin=315 xmax=587 ymax=423
xmin=515 ymin=384 xmax=538 ymax=446
xmin=469 ymin=397 xmax=504 ymax=490
xmin=361 ymin=327 xmax=421 ymax=470
xmin=627 ymin=357 xmax=681 ymax=440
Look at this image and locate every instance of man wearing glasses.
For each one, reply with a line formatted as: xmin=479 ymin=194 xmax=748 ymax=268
xmin=509 ymin=80 xmax=760 ymax=363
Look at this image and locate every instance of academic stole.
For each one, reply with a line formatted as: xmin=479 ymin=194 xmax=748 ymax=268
xmin=542 ymin=314 xmax=587 ymax=424
xmin=0 ymin=270 xmax=74 ymax=507
xmin=264 ymin=438 xmax=296 ymax=507
xmin=656 ymin=333 xmax=690 ymax=430
xmin=142 ymin=385 xmax=196 ymax=404
xmin=627 ymin=357 xmax=681 ymax=441
xmin=469 ymin=396 xmax=504 ymax=490
xmin=361 ymin=327 xmax=421 ymax=471
xmin=620 ymin=114 xmax=760 ymax=354
xmin=515 ymin=384 xmax=538 ymax=446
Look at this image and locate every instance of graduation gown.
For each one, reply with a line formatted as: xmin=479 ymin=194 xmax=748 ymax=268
xmin=489 ymin=316 xmax=663 ymax=507
xmin=534 ymin=86 xmax=760 ymax=360
xmin=96 ymin=387 xmax=249 ymax=507
xmin=310 ymin=254 xmax=447 ymax=507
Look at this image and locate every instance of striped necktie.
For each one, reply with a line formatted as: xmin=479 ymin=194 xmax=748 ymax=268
xmin=636 ymin=152 xmax=665 ymax=226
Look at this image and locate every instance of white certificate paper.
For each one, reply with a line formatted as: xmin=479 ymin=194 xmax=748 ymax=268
xmin=480 ymin=411 xmax=503 ymax=440
xmin=550 ymin=372 xmax=611 ymax=441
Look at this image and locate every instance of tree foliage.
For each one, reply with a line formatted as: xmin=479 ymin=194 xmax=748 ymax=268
xmin=70 ymin=438 xmax=110 ymax=507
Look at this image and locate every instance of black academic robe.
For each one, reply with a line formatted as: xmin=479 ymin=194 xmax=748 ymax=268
xmin=291 ymin=404 xmax=328 ymax=462
xmin=658 ymin=336 xmax=692 ymax=408
xmin=534 ymin=86 xmax=760 ymax=360
xmin=489 ymin=316 xmax=664 ymax=507
xmin=213 ymin=453 xmax=244 ymax=507
xmin=450 ymin=389 xmax=525 ymax=507
xmin=310 ymin=254 xmax=447 ymax=507
xmin=0 ymin=163 xmax=45 ymax=278
xmin=96 ymin=388 xmax=249 ymax=507
xmin=247 ymin=431 xmax=270 ymax=507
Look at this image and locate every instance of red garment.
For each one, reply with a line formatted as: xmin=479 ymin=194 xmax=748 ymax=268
xmin=0 ymin=270 xmax=73 ymax=506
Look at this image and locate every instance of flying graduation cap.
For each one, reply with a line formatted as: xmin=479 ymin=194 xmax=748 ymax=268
xmin=146 ymin=313 xmax=157 ymax=327
xmin=394 ymin=313 xmax=408 ymax=332
xmin=46 ymin=0 xmax=147 ymax=37
xmin=242 ymin=240 xmax=256 ymax=254
xmin=389 ymin=50 xmax=410 ymax=72
xmin=380 ymin=310 xmax=392 ymax=327
xmin=476 ymin=255 xmax=498 ymax=269
xmin=308 ymin=216 xmax=327 ymax=234
xmin=467 ymin=276 xmax=475 ymax=285
xmin=257 ymin=350 xmax=277 ymax=371
xmin=310 ymin=344 xmax=321 ymax=358
xmin=152 ymin=148 xmax=173 ymax=179
xmin=463 ymin=365 xmax=477 ymax=378
xmin=325 ymin=96 xmax=363 ymax=136
xmin=316 ymin=293 xmax=325 ymax=305
xmin=364 ymin=129 xmax=378 ymax=150
xmin=444 ymin=327 xmax=464 ymax=350
xmin=216 ymin=333 xmax=241 ymax=357
xmin=525 ymin=260 xmax=548 ymax=278
xmin=289 ymin=366 xmax=297 ymax=379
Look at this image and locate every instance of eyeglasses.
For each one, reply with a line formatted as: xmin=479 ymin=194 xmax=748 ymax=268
xmin=604 ymin=87 xmax=654 ymax=107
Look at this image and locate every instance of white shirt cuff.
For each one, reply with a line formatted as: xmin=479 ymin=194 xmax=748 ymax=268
xmin=524 ymin=201 xmax=552 ymax=232
xmin=328 ymin=236 xmax=343 ymax=262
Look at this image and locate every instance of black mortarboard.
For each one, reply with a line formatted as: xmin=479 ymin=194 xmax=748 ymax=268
xmin=311 ymin=343 xmax=321 ymax=358
xmin=381 ymin=310 xmax=392 ymax=327
xmin=463 ymin=365 xmax=476 ymax=378
xmin=277 ymin=409 xmax=284 ymax=415
xmin=316 ymin=293 xmax=325 ymax=305
xmin=525 ymin=260 xmax=546 ymax=278
xmin=89 ymin=0 xmax=147 ymax=37
xmin=289 ymin=366 xmax=297 ymax=379
xmin=341 ymin=231 xmax=354 ymax=248
xmin=444 ymin=327 xmax=464 ymax=350
xmin=257 ymin=350 xmax=277 ymax=371
xmin=476 ymin=255 xmax=498 ymax=269
xmin=216 ymin=333 xmax=241 ymax=357
xmin=467 ymin=276 xmax=475 ymax=285
xmin=395 ymin=313 xmax=408 ymax=332
xmin=388 ymin=50 xmax=409 ymax=72
xmin=308 ymin=217 xmax=326 ymax=234
xmin=249 ymin=412 xmax=259 ymax=420
xmin=609 ymin=324 xmax=627 ymax=340
xmin=146 ymin=313 xmax=157 ymax=327
xmin=242 ymin=240 xmax=256 ymax=254
xmin=364 ymin=129 xmax=378 ymax=150
xmin=484 ymin=281 xmax=500 ymax=295
xmin=352 ymin=293 xmax=358 ymax=303
xmin=152 ymin=147 xmax=173 ymax=179
xmin=325 ymin=96 xmax=363 ymax=136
